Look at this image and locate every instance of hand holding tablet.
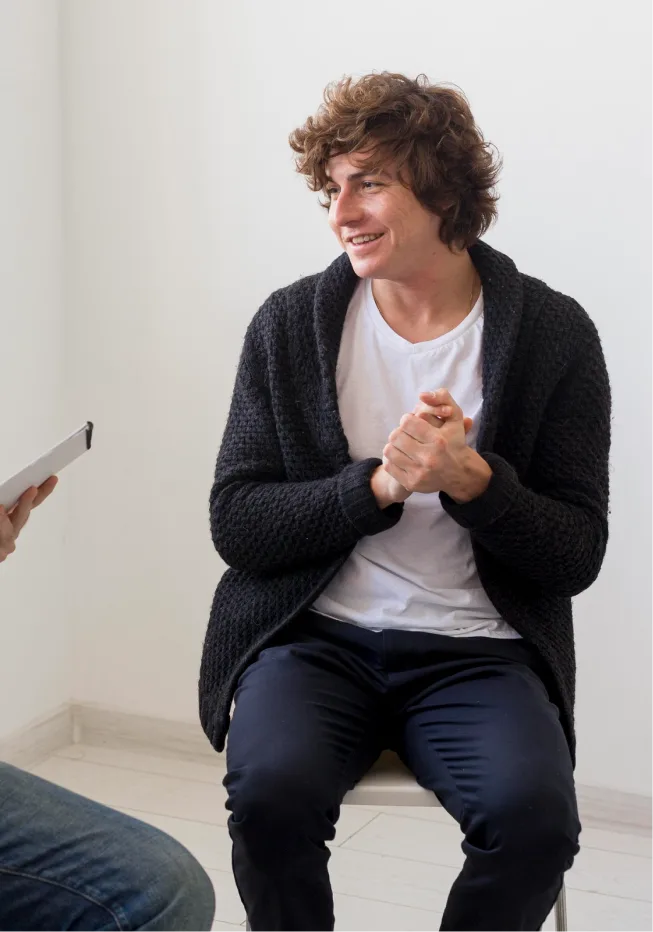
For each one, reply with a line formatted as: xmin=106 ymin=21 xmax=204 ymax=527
xmin=0 ymin=422 xmax=93 ymax=511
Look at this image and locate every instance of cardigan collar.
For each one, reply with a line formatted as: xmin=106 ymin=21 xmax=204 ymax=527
xmin=312 ymin=240 xmax=525 ymax=463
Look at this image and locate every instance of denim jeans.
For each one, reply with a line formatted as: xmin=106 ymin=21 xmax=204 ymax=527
xmin=0 ymin=762 xmax=215 ymax=930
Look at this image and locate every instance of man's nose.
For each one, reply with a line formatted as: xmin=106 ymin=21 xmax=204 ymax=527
xmin=331 ymin=190 xmax=363 ymax=230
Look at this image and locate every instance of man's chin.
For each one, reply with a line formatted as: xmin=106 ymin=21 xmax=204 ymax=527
xmin=346 ymin=254 xmax=388 ymax=280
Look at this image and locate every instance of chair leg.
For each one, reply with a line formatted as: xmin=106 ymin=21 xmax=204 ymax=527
xmin=554 ymin=880 xmax=568 ymax=932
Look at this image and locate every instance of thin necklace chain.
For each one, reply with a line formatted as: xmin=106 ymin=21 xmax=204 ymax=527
xmin=469 ymin=270 xmax=481 ymax=311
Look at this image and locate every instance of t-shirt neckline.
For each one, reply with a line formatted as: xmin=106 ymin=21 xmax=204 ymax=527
xmin=363 ymin=277 xmax=484 ymax=354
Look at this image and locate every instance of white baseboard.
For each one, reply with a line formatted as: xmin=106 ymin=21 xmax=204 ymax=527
xmin=0 ymin=704 xmax=73 ymax=770
xmin=2 ymin=702 xmax=650 ymax=836
xmin=576 ymin=783 xmax=651 ymax=836
xmin=71 ymin=702 xmax=219 ymax=764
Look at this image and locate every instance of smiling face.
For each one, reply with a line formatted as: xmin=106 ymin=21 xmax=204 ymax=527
xmin=325 ymin=151 xmax=446 ymax=281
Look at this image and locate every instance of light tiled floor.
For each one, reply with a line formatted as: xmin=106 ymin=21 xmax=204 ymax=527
xmin=30 ymin=744 xmax=652 ymax=931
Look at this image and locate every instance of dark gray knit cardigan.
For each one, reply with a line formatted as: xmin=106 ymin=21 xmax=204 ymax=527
xmin=199 ymin=240 xmax=611 ymax=761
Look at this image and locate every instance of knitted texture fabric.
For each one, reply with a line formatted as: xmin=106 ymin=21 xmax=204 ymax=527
xmin=199 ymin=241 xmax=611 ymax=763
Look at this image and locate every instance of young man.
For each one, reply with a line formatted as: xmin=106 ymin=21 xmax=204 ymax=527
xmin=200 ymin=72 xmax=611 ymax=931
xmin=1 ymin=482 xmax=215 ymax=930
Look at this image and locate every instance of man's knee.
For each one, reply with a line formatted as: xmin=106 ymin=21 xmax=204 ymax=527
xmin=226 ymin=762 xmax=336 ymax=842
xmin=473 ymin=783 xmax=580 ymax=876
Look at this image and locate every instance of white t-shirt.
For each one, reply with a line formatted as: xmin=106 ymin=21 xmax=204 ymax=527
xmin=313 ymin=277 xmax=520 ymax=639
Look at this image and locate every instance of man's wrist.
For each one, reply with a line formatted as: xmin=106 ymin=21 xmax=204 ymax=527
xmin=370 ymin=465 xmax=410 ymax=509
xmin=446 ymin=450 xmax=493 ymax=504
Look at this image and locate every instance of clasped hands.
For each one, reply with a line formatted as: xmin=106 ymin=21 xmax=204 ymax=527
xmin=370 ymin=389 xmax=492 ymax=508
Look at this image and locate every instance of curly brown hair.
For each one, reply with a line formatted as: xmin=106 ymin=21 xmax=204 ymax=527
xmin=289 ymin=72 xmax=501 ymax=249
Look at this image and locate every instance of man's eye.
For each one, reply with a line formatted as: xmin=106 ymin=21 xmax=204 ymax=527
xmin=326 ymin=187 xmax=339 ymax=198
xmin=362 ymin=181 xmax=379 ymax=189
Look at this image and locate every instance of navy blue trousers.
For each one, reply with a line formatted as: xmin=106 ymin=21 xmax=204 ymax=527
xmin=225 ymin=612 xmax=579 ymax=931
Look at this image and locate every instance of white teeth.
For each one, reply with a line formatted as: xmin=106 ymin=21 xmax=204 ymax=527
xmin=351 ymin=233 xmax=382 ymax=245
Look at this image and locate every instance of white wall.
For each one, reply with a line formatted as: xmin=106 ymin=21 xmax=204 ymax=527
xmin=0 ymin=0 xmax=70 ymax=739
xmin=61 ymin=0 xmax=224 ymax=724
xmin=61 ymin=0 xmax=651 ymax=794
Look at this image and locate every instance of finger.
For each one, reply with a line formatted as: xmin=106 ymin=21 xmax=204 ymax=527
xmin=11 ymin=505 xmax=32 ymax=537
xmin=10 ymin=488 xmax=37 ymax=535
xmin=383 ymin=442 xmax=414 ymax=472
xmin=0 ymin=513 xmax=15 ymax=551
xmin=33 ymin=475 xmax=58 ymax=508
xmin=419 ymin=389 xmax=463 ymax=422
xmin=381 ymin=463 xmax=409 ymax=491
xmin=390 ymin=422 xmax=446 ymax=462
xmin=382 ymin=458 xmax=409 ymax=485
xmin=398 ymin=413 xmax=437 ymax=443
xmin=463 ymin=417 xmax=473 ymax=435
xmin=413 ymin=405 xmax=452 ymax=432
xmin=413 ymin=401 xmax=452 ymax=425
xmin=9 ymin=486 xmax=38 ymax=512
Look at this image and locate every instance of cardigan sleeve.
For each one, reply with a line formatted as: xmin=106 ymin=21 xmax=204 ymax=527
xmin=440 ymin=322 xmax=611 ymax=597
xmin=210 ymin=315 xmax=403 ymax=574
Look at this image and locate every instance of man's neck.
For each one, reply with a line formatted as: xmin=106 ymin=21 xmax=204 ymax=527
xmin=371 ymin=251 xmax=479 ymax=344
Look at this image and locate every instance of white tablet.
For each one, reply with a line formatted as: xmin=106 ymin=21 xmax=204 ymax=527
xmin=0 ymin=422 xmax=94 ymax=511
